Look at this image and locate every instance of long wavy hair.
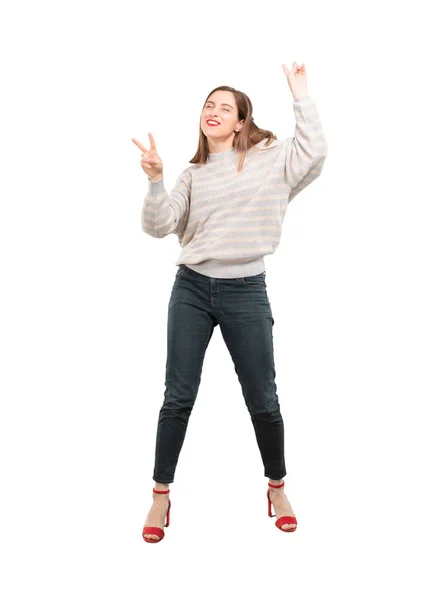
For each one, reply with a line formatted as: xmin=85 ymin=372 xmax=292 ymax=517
xmin=189 ymin=85 xmax=277 ymax=173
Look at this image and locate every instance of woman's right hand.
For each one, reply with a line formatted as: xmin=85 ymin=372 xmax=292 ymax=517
xmin=131 ymin=133 xmax=164 ymax=181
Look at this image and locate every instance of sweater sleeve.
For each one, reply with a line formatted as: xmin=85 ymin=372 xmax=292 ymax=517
xmin=141 ymin=168 xmax=191 ymax=238
xmin=285 ymin=96 xmax=328 ymax=204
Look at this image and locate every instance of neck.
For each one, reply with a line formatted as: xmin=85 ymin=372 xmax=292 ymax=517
xmin=207 ymin=135 xmax=236 ymax=154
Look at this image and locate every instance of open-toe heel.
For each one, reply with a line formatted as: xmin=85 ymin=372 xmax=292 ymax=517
xmin=142 ymin=488 xmax=171 ymax=543
xmin=267 ymin=481 xmax=297 ymax=532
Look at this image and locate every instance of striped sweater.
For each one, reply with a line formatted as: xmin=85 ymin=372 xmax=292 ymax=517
xmin=141 ymin=95 xmax=328 ymax=278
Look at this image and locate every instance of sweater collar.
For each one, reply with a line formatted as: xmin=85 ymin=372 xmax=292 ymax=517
xmin=207 ymin=146 xmax=235 ymax=162
xmin=206 ymin=138 xmax=278 ymax=162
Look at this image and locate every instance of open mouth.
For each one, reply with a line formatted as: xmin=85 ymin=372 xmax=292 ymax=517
xmin=206 ymin=120 xmax=220 ymax=127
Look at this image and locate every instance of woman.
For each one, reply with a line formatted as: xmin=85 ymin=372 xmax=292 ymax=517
xmin=132 ymin=62 xmax=328 ymax=543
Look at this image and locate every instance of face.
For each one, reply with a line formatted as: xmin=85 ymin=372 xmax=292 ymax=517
xmin=200 ymin=90 xmax=244 ymax=141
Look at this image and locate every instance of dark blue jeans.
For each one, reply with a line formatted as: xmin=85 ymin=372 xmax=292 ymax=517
xmin=152 ymin=264 xmax=287 ymax=484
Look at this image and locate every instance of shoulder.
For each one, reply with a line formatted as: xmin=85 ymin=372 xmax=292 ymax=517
xmin=250 ymin=137 xmax=284 ymax=153
xmin=178 ymin=165 xmax=195 ymax=180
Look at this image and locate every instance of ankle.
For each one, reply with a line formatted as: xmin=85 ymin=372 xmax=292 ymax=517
xmin=154 ymin=482 xmax=170 ymax=492
xmin=153 ymin=485 xmax=170 ymax=501
xmin=269 ymin=479 xmax=284 ymax=487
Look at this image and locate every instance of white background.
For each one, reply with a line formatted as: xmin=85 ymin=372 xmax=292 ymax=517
xmin=1 ymin=0 xmax=432 ymax=598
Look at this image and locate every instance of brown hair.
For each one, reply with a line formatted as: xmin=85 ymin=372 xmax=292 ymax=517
xmin=189 ymin=85 xmax=277 ymax=173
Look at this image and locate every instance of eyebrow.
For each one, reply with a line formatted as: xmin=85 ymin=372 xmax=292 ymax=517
xmin=205 ymin=100 xmax=234 ymax=109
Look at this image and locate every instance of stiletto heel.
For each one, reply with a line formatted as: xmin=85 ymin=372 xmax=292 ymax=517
xmin=267 ymin=481 xmax=297 ymax=532
xmin=142 ymin=488 xmax=171 ymax=543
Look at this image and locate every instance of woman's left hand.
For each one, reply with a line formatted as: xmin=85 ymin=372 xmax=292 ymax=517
xmin=282 ymin=62 xmax=308 ymax=100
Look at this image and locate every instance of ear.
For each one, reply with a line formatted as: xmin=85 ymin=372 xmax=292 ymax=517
xmin=235 ymin=120 xmax=244 ymax=133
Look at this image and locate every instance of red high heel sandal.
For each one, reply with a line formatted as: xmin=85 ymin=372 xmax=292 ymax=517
xmin=268 ymin=482 xmax=297 ymax=532
xmin=142 ymin=488 xmax=171 ymax=543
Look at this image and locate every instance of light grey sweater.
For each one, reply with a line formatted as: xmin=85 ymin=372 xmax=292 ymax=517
xmin=141 ymin=95 xmax=328 ymax=278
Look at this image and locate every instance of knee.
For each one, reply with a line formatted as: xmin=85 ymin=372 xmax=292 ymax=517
xmin=250 ymin=405 xmax=282 ymax=423
xmin=162 ymin=390 xmax=196 ymax=414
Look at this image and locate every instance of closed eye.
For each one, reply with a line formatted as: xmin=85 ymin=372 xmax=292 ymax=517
xmin=205 ymin=105 xmax=230 ymax=111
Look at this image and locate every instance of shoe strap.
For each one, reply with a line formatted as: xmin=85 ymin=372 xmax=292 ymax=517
xmin=153 ymin=488 xmax=170 ymax=494
xmin=268 ymin=482 xmax=285 ymax=489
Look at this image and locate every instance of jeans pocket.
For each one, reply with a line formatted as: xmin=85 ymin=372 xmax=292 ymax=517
xmin=241 ymin=272 xmax=266 ymax=287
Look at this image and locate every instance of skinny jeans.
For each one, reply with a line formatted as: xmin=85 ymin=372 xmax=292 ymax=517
xmin=152 ymin=264 xmax=287 ymax=484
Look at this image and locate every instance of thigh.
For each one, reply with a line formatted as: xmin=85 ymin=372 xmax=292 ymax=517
xmin=166 ymin=271 xmax=216 ymax=397
xmin=217 ymin=277 xmax=276 ymax=408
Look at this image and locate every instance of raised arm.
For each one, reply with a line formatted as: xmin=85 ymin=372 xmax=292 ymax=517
xmin=132 ymin=134 xmax=191 ymax=238
xmin=282 ymin=62 xmax=328 ymax=202
xmin=285 ymin=96 xmax=328 ymax=203
xmin=141 ymin=169 xmax=192 ymax=238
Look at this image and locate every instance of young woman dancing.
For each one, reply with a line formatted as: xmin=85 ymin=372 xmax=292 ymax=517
xmin=132 ymin=61 xmax=328 ymax=543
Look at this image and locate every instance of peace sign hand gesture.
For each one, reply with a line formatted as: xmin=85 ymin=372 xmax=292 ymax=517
xmin=132 ymin=133 xmax=164 ymax=181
